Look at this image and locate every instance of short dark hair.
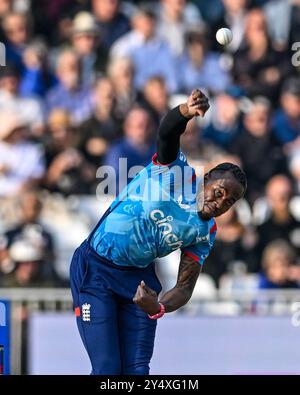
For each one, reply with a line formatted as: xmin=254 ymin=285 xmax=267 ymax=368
xmin=134 ymin=3 xmax=157 ymax=20
xmin=205 ymin=162 xmax=247 ymax=195
xmin=281 ymin=77 xmax=300 ymax=97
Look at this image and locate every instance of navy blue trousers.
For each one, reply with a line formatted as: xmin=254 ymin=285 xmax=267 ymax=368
xmin=70 ymin=240 xmax=162 ymax=375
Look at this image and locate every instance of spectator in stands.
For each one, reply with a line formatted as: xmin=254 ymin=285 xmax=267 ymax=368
xmin=212 ymin=0 xmax=249 ymax=52
xmin=203 ymin=86 xmax=243 ymax=149
xmin=107 ymin=56 xmax=138 ymax=121
xmin=157 ymin=0 xmax=203 ymax=56
xmin=255 ymin=175 xmax=300 ymax=271
xmin=289 ymin=152 xmax=300 ymax=195
xmin=178 ymin=27 xmax=231 ymax=95
xmin=272 ymin=78 xmax=300 ymax=150
xmin=79 ymin=77 xmax=121 ymax=168
xmin=0 ymin=0 xmax=12 ymax=18
xmin=105 ymin=107 xmax=155 ymax=188
xmin=91 ymin=0 xmax=130 ymax=49
xmin=204 ymin=207 xmax=257 ymax=286
xmin=0 ymin=238 xmax=58 ymax=287
xmin=0 ymin=190 xmax=62 ymax=284
xmin=264 ymin=0 xmax=300 ymax=51
xmin=110 ymin=5 xmax=178 ymax=93
xmin=20 ymin=39 xmax=57 ymax=97
xmin=259 ymin=240 xmax=299 ymax=289
xmin=1 ymin=11 xmax=32 ymax=70
xmin=233 ymin=8 xmax=293 ymax=103
xmin=0 ymin=111 xmax=45 ymax=197
xmin=30 ymin=0 xmax=86 ymax=47
xmin=71 ymin=11 xmax=109 ymax=86
xmin=0 ymin=64 xmax=45 ymax=135
xmin=141 ymin=76 xmax=169 ymax=128
xmin=46 ymin=49 xmax=93 ymax=124
xmin=180 ymin=117 xmax=225 ymax=168
xmin=0 ymin=0 xmax=13 ymax=41
xmin=0 ymin=232 xmax=10 ymax=278
xmin=230 ymin=97 xmax=287 ymax=204
xmin=44 ymin=109 xmax=95 ymax=195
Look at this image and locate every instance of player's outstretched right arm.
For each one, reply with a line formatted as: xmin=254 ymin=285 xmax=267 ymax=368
xmin=157 ymin=89 xmax=210 ymax=165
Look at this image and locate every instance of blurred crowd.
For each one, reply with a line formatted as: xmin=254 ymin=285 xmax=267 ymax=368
xmin=0 ymin=0 xmax=300 ymax=291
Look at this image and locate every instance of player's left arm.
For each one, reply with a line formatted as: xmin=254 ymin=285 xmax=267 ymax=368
xmin=133 ymin=253 xmax=201 ymax=315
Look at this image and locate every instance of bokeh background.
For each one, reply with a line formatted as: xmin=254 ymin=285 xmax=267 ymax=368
xmin=0 ymin=0 xmax=300 ymax=375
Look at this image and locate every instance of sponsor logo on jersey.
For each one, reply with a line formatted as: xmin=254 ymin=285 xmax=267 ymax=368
xmin=196 ymin=235 xmax=210 ymax=243
xmin=150 ymin=209 xmax=183 ymax=250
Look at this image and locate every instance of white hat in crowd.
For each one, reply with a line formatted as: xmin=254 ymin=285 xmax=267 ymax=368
xmin=72 ymin=12 xmax=99 ymax=36
xmin=0 ymin=111 xmax=27 ymax=141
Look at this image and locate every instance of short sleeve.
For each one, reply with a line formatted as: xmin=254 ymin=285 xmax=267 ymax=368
xmin=151 ymin=150 xmax=188 ymax=170
xmin=182 ymin=221 xmax=217 ymax=265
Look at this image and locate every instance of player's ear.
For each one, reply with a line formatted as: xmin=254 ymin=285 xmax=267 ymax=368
xmin=204 ymin=173 xmax=210 ymax=184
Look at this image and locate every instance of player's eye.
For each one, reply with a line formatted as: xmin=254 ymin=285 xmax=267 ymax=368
xmin=215 ymin=189 xmax=223 ymax=198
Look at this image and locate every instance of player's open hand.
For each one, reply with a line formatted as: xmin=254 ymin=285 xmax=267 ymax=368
xmin=133 ymin=281 xmax=160 ymax=316
xmin=186 ymin=89 xmax=210 ymax=118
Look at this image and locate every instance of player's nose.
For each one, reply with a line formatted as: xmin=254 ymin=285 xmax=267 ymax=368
xmin=214 ymin=200 xmax=222 ymax=210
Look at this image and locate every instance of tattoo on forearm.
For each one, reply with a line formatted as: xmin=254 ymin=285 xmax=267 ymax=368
xmin=175 ymin=253 xmax=201 ymax=297
xmin=158 ymin=253 xmax=201 ymax=312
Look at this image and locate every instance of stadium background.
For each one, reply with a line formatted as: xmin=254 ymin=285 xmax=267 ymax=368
xmin=0 ymin=0 xmax=300 ymax=374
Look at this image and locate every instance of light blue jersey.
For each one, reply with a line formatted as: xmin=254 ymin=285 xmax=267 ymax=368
xmin=90 ymin=152 xmax=217 ymax=268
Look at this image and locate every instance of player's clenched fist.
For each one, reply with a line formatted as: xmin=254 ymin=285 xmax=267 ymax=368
xmin=180 ymin=89 xmax=210 ymax=119
xmin=133 ymin=281 xmax=160 ymax=316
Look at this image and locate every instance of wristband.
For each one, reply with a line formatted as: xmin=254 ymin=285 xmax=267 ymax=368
xmin=148 ymin=303 xmax=165 ymax=320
